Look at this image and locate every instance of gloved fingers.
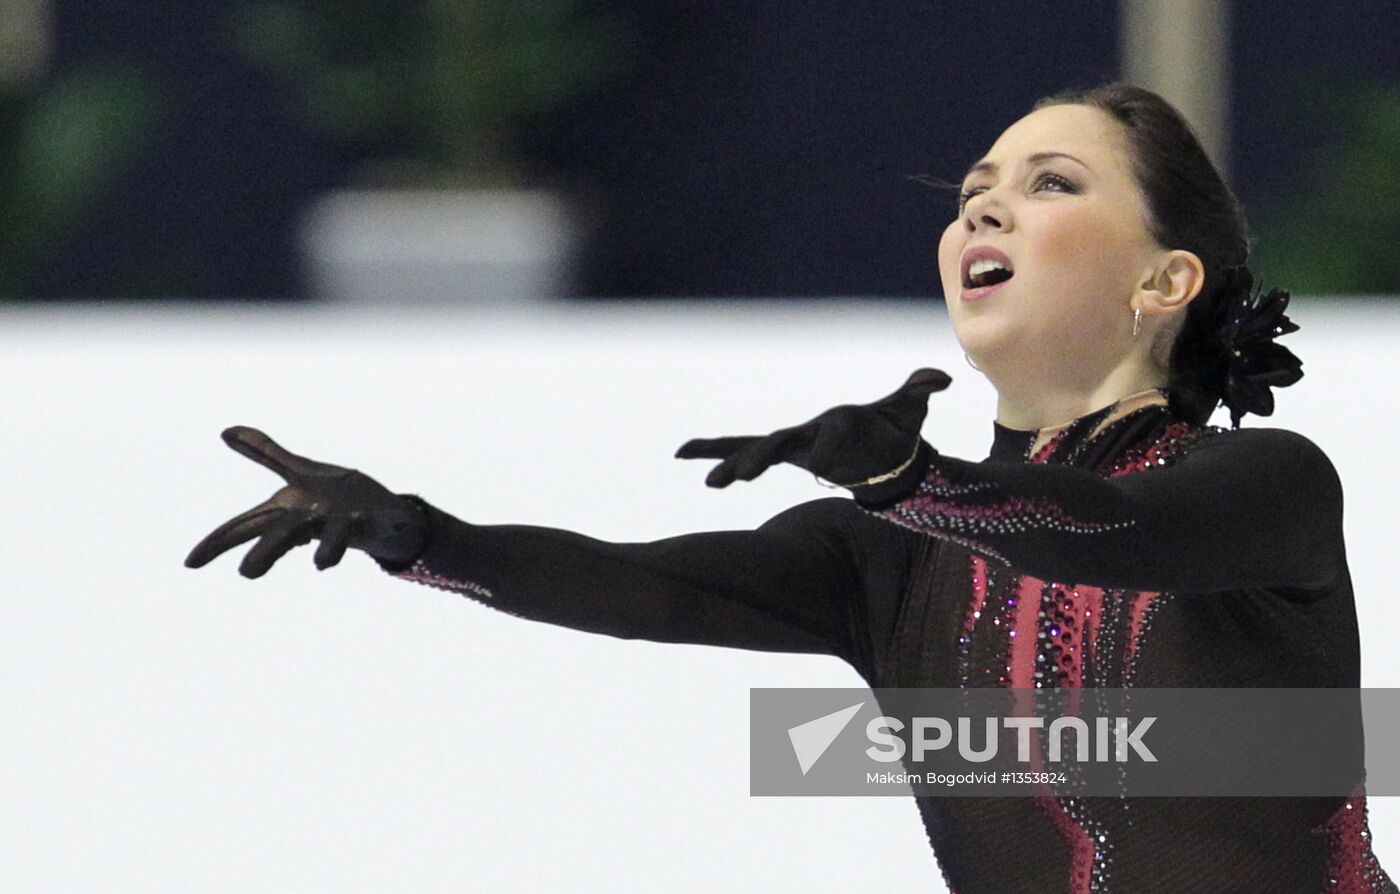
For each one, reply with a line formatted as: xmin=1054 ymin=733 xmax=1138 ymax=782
xmin=874 ymin=368 xmax=952 ymax=430
xmin=238 ymin=512 xmax=319 ymax=579
xmin=185 ymin=502 xmax=285 ymax=569
xmin=313 ymin=512 xmax=362 ymax=571
xmin=674 ymin=436 xmax=761 ymax=460
xmin=899 ymin=368 xmax=953 ymax=397
xmin=221 ymin=426 xmax=347 ymax=485
xmin=705 ymin=426 xmax=811 ymax=488
xmin=872 ymin=368 xmax=951 ymax=406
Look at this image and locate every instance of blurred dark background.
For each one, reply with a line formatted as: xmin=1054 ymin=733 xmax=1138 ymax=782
xmin=4 ymin=0 xmax=1399 ymax=301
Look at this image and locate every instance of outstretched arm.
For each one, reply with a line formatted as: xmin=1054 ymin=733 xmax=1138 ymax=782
xmin=186 ymin=427 xmax=883 ymax=668
xmin=675 ymin=369 xmax=1343 ymax=596
xmin=376 ymin=496 xmax=875 ymax=663
xmin=866 ymin=427 xmax=1345 ymax=594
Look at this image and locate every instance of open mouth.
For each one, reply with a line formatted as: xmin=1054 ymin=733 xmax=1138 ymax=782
xmin=964 ymin=259 xmax=1014 ymax=289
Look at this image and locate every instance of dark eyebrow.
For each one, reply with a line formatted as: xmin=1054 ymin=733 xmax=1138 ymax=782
xmin=963 ymin=151 xmax=1089 ymax=181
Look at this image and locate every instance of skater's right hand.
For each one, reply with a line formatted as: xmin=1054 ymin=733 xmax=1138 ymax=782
xmin=184 ymin=426 xmax=428 ymax=579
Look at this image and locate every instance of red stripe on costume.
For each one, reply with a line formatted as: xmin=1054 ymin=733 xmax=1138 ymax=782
xmin=1008 ymin=576 xmax=1045 ymax=688
xmin=965 ymin=554 xmax=989 ymax=640
xmin=1322 ymin=788 xmax=1387 ymax=892
xmin=1037 ymin=795 xmax=1096 ymax=894
xmin=1083 ymin=585 xmax=1105 ymax=670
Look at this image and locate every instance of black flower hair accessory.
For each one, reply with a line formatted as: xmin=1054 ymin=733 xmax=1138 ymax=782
xmin=1207 ymin=265 xmax=1304 ymax=429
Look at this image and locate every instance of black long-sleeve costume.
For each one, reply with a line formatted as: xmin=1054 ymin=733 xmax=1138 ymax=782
xmin=375 ymin=392 xmax=1393 ymax=893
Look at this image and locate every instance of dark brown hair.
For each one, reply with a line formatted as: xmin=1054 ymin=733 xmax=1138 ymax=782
xmin=1032 ymin=83 xmax=1250 ymax=426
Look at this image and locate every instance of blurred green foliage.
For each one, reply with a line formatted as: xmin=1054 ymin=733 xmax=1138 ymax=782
xmin=1250 ymin=78 xmax=1400 ymax=295
xmin=0 ymin=66 xmax=162 ymax=299
xmin=228 ymin=0 xmax=633 ymax=187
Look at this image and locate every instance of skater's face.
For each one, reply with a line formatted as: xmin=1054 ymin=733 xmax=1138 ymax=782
xmin=938 ymin=104 xmax=1173 ymax=381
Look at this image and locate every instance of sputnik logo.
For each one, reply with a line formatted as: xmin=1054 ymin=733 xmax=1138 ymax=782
xmin=786 ymin=702 xmax=865 ymax=775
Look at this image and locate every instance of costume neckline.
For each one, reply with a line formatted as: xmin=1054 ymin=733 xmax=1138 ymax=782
xmin=988 ymin=387 xmax=1172 ymax=463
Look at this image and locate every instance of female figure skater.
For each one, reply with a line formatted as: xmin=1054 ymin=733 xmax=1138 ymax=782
xmin=186 ymin=83 xmax=1393 ymax=892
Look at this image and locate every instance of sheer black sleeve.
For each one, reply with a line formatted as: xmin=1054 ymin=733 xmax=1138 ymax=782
xmin=372 ymin=496 xmax=904 ymax=671
xmin=864 ymin=427 xmax=1345 ymax=594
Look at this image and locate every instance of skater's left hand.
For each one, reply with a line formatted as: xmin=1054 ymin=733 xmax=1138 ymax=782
xmin=674 ymin=368 xmax=951 ymax=507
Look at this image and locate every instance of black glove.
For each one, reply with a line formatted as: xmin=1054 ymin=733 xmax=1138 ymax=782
xmin=674 ymin=368 xmax=951 ymax=508
xmin=184 ymin=426 xmax=429 ymax=579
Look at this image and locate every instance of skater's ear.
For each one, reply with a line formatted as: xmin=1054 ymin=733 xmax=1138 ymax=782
xmin=1134 ymin=248 xmax=1204 ymax=321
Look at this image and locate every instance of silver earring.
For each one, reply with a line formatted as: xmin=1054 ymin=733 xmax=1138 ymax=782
xmin=1132 ymin=306 xmax=1142 ymax=338
xmin=964 ymin=352 xmax=982 ymax=371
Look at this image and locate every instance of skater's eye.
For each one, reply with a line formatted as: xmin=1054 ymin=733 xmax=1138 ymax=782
xmin=956 ymin=186 xmax=986 ymax=213
xmin=1032 ymin=171 xmax=1077 ymax=196
xmin=958 ymin=171 xmax=1079 ymax=214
